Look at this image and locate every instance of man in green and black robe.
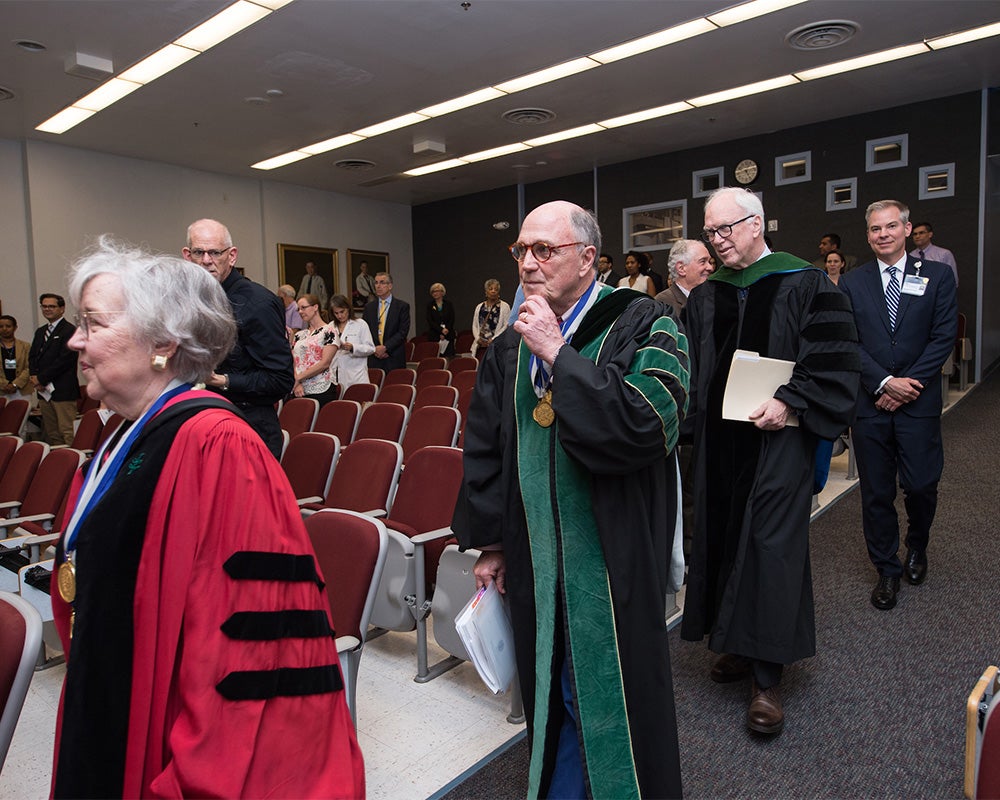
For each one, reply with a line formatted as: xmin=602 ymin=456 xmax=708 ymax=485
xmin=453 ymin=201 xmax=688 ymax=799
xmin=680 ymin=187 xmax=860 ymax=735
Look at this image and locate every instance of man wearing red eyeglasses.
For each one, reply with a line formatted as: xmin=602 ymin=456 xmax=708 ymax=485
xmin=454 ymin=200 xmax=687 ymax=800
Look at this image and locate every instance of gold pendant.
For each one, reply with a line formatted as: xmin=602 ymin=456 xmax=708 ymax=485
xmin=57 ymin=560 xmax=77 ymax=603
xmin=532 ymin=390 xmax=555 ymax=428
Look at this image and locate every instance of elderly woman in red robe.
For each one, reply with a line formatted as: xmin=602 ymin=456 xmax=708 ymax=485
xmin=50 ymin=236 xmax=364 ymax=798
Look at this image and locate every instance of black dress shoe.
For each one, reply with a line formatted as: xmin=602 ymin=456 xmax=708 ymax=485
xmin=904 ymin=549 xmax=927 ymax=585
xmin=870 ymin=575 xmax=900 ymax=610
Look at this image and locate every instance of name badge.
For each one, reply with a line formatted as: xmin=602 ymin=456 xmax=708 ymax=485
xmin=3 ymin=358 xmax=15 ymax=371
xmin=901 ymin=275 xmax=928 ymax=296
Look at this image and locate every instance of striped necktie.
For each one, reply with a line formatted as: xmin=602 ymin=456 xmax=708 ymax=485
xmin=44 ymin=324 xmax=53 ymax=343
xmin=885 ymin=266 xmax=900 ymax=328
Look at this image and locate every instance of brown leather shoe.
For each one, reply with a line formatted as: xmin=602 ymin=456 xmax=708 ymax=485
xmin=710 ymin=653 xmax=753 ymax=683
xmin=747 ymin=680 xmax=784 ymax=734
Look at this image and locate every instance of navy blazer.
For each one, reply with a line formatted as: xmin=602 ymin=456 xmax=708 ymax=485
xmin=28 ymin=317 xmax=79 ymax=402
xmin=839 ymin=255 xmax=957 ymax=419
xmin=363 ymin=296 xmax=411 ymax=373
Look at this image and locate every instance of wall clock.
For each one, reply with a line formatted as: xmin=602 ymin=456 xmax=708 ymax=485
xmin=734 ymin=159 xmax=759 ymax=185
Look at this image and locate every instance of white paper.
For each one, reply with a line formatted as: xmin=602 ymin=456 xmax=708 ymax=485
xmin=454 ymin=582 xmax=517 ymax=694
xmin=722 ymin=349 xmax=799 ymax=426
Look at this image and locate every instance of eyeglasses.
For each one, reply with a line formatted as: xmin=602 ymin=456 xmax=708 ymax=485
xmin=188 ymin=247 xmax=232 ymax=261
xmin=74 ymin=311 xmax=126 ymax=336
xmin=702 ymin=215 xmax=755 ymax=243
xmin=509 ymin=241 xmax=584 ymax=262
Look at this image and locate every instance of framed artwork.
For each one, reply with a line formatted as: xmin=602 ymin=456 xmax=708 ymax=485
xmin=347 ymin=249 xmax=390 ymax=311
xmin=277 ymin=244 xmax=338 ymax=301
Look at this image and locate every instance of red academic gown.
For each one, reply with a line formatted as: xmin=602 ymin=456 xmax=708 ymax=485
xmin=51 ymin=393 xmax=365 ymax=798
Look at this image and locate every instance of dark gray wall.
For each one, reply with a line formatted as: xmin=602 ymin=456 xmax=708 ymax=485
xmin=414 ymin=91 xmax=985 ymax=346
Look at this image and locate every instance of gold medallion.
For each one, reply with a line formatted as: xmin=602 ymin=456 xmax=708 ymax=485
xmin=532 ymin=390 xmax=555 ymax=428
xmin=57 ymin=560 xmax=77 ymax=603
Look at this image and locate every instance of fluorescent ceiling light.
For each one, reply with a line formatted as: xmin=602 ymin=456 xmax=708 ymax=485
xmin=74 ymin=78 xmax=143 ymax=112
xmin=252 ymin=151 xmax=311 ymax=170
xmin=494 ymin=57 xmax=599 ymax=94
xmin=590 ymin=19 xmax=716 ymax=64
xmin=524 ymin=123 xmax=606 ymax=147
xmin=248 ymin=0 xmax=294 ymax=8
xmin=794 ymin=43 xmax=928 ymax=81
xmin=35 ymin=107 xmax=97 ymax=135
xmin=176 ymin=0 xmax=270 ymax=52
xmin=301 ymin=133 xmax=366 ymax=155
xmin=599 ymin=101 xmax=692 ymax=128
xmin=405 ymin=159 xmax=468 ymax=177
xmin=461 ymin=143 xmax=531 ymax=163
xmin=354 ymin=112 xmax=429 ymax=138
xmin=119 ymin=44 xmax=199 ymax=84
xmin=927 ymin=21 xmax=1000 ymax=50
xmin=687 ymin=74 xmax=798 ymax=107
xmin=708 ymin=0 xmax=807 ymax=27
xmin=418 ymin=88 xmax=507 ymax=117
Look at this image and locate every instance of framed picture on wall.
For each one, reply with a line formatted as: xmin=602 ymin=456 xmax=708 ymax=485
xmin=347 ymin=249 xmax=390 ymax=311
xmin=277 ymin=244 xmax=338 ymax=303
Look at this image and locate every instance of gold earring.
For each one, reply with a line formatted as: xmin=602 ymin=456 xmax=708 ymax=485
xmin=151 ymin=354 xmax=169 ymax=371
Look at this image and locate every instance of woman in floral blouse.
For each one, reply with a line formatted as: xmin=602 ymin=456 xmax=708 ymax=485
xmin=291 ymin=294 xmax=339 ymax=405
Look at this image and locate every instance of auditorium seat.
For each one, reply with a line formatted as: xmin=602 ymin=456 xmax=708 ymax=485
xmin=314 ymin=400 xmax=361 ymax=445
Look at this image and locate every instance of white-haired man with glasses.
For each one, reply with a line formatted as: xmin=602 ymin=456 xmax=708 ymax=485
xmin=453 ymin=200 xmax=688 ymax=799
xmin=182 ymin=218 xmax=293 ymax=458
xmin=680 ymin=187 xmax=860 ymax=736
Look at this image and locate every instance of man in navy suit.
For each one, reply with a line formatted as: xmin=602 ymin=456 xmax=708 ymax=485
xmin=839 ymin=200 xmax=957 ymax=611
xmin=363 ymin=272 xmax=410 ymax=373
xmin=28 ymin=293 xmax=79 ymax=445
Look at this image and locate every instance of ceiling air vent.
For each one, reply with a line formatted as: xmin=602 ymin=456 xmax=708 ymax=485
xmin=0 ymin=86 xmax=14 ymax=102
xmin=335 ymin=159 xmax=376 ymax=171
xmin=785 ymin=21 xmax=859 ymax=51
xmin=502 ymin=108 xmax=557 ymax=126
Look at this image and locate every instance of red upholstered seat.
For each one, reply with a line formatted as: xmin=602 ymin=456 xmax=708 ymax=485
xmin=0 ymin=592 xmax=43 ymax=771
xmin=278 ymin=397 xmax=319 ymax=439
xmin=416 ymin=357 xmax=447 ymax=373
xmin=0 ymin=400 xmax=29 ymax=437
xmin=366 ymin=368 xmax=385 ymax=388
xmin=0 ymin=442 xmax=48 ymax=518
xmin=280 ymin=432 xmax=340 ymax=503
xmin=401 ymin=406 xmax=460 ymax=465
xmin=374 ymin=384 xmax=415 ymax=411
xmin=451 ymin=370 xmax=477 ymax=395
xmin=448 ymin=356 xmax=478 ymax=374
xmin=411 ymin=342 xmax=442 ymax=363
xmin=301 ymin=438 xmax=402 ymax=518
xmin=314 ymin=400 xmax=361 ymax=445
xmin=383 ymin=368 xmax=416 ymax=387
xmin=340 ymin=383 xmax=378 ymax=404
xmin=413 ymin=386 xmax=458 ymax=410
xmin=354 ymin=402 xmax=408 ymax=444
xmin=415 ymin=369 xmax=451 ymax=391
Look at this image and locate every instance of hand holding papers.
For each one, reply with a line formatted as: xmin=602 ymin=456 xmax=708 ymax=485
xmin=722 ymin=349 xmax=799 ymax=427
xmin=455 ymin=581 xmax=517 ymax=694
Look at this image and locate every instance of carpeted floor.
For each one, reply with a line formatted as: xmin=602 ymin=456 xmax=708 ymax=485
xmin=441 ymin=371 xmax=999 ymax=799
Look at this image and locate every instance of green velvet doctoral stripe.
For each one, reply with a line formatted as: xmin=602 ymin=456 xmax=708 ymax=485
xmin=515 ymin=306 xmax=641 ymax=800
xmin=708 ymin=252 xmax=815 ymax=288
xmin=625 ymin=316 xmax=689 ymax=456
xmin=514 ymin=342 xmax=558 ymax=798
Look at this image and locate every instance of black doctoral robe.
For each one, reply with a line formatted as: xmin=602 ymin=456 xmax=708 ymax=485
xmin=453 ymin=286 xmax=688 ymax=799
xmin=680 ymin=254 xmax=860 ymax=664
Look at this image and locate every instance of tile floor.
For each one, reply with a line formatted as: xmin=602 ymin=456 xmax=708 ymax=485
xmin=0 ymin=384 xmax=970 ymax=798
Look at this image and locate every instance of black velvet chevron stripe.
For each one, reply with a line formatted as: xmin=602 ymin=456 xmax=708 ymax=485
xmin=223 ymin=551 xmax=322 ymax=587
xmin=220 ymin=610 xmax=334 ymax=641
xmin=811 ymin=292 xmax=853 ymax=313
xmin=802 ymin=321 xmax=859 ymax=343
xmin=800 ymin=351 xmax=861 ymax=372
xmin=215 ymin=664 xmax=344 ymax=700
